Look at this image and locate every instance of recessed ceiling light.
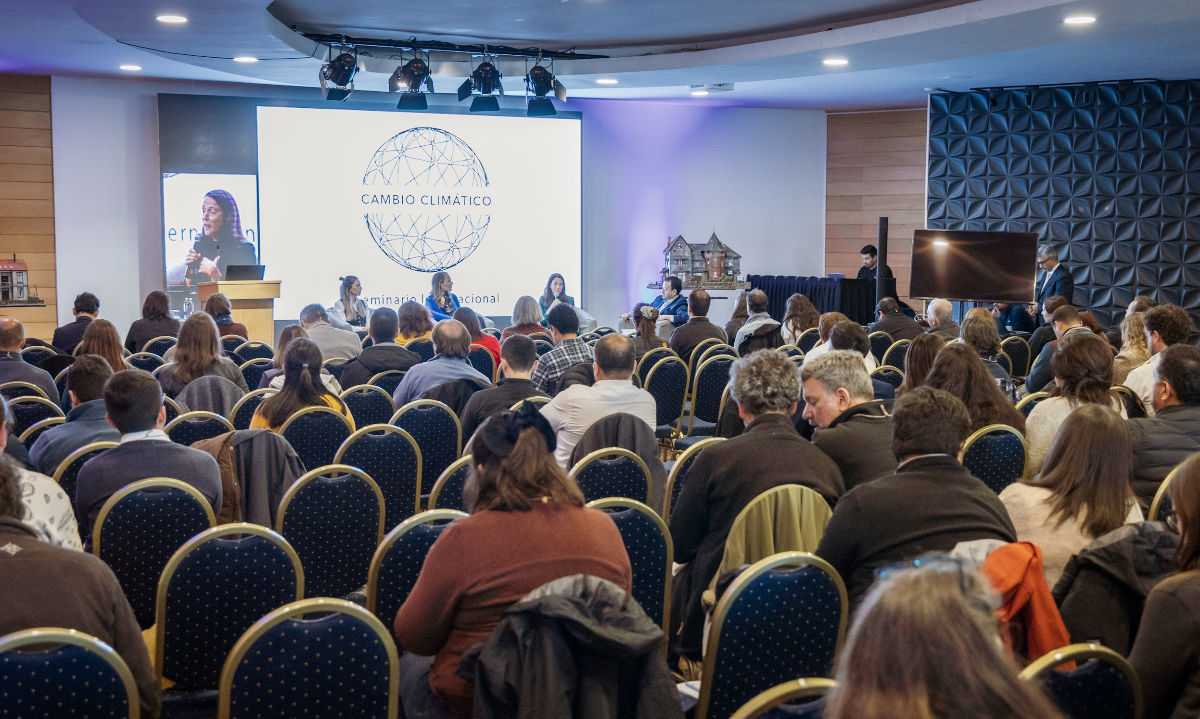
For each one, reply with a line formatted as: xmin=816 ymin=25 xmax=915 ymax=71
xmin=1063 ymin=14 xmax=1096 ymax=24
xmin=595 ymin=78 xmax=619 ymax=85
xmin=119 ymin=64 xmax=142 ymax=71
xmin=233 ymin=56 xmax=259 ymax=63
xmin=156 ymin=14 xmax=188 ymax=23
xmin=690 ymin=89 xmax=709 ymax=97
xmin=823 ymin=58 xmax=849 ymax=67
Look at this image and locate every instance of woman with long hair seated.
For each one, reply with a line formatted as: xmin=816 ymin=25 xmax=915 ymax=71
xmin=78 ymin=319 xmax=129 ymax=372
xmin=426 ymin=271 xmax=461 ymax=322
xmin=896 ymin=332 xmax=945 ymax=396
xmin=923 ymin=342 xmax=1025 ymax=433
xmin=203 ymin=292 xmax=247 ymax=339
xmin=156 ymin=313 xmax=249 ymax=397
xmin=250 ymin=338 xmax=354 ymax=432
xmin=398 ymin=300 xmax=434 ymax=343
xmin=501 ymin=296 xmax=549 ymax=341
xmin=393 ymin=404 xmax=632 ymax=718
xmin=780 ymin=293 xmax=820 ymax=345
xmin=1024 ymin=331 xmax=1124 ymax=477
xmin=453 ymin=307 xmax=500 ymax=364
xmin=630 ymin=303 xmax=666 ymax=360
xmin=125 ymin=290 xmax=180 ymax=354
xmin=800 ymin=311 xmax=851 ymax=367
xmin=1000 ymin=404 xmax=1141 ymax=586
xmin=959 ymin=315 xmax=1011 ymax=382
xmin=329 ymin=275 xmax=371 ymax=331
xmin=257 ymin=324 xmax=306 ymax=389
xmin=825 ymin=561 xmax=1063 ymax=719
xmin=1113 ymin=311 xmax=1150 ymax=386
xmin=538 ymin=273 xmax=574 ymax=318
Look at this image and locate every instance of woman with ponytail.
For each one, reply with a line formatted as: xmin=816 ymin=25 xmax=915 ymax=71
xmin=250 ymin=338 xmax=354 ymax=431
xmin=329 ymin=275 xmax=372 ymax=331
xmin=393 ymin=403 xmax=632 ymax=717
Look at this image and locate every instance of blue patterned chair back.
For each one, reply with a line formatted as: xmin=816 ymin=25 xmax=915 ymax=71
xmin=230 ymin=389 xmax=273 ymax=431
xmin=467 ymin=345 xmax=496 ymax=381
xmin=165 ymin=410 xmax=235 ymax=446
xmin=52 ymin=441 xmax=118 ymax=501
xmin=1001 ymin=336 xmax=1031 ymax=377
xmin=239 ymin=358 xmax=273 ymax=390
xmin=587 ymin=498 xmax=672 ymax=632
xmin=163 ymin=396 xmax=181 ymax=424
xmin=369 ymin=370 xmax=406 ymax=396
xmin=994 ymin=351 xmax=1013 ymax=375
xmin=1148 ymin=464 xmax=1183 ymax=523
xmin=881 ymin=339 xmax=910 ymax=369
xmin=644 ymin=355 xmax=688 ymax=427
xmin=696 ymin=552 xmax=848 ymax=719
xmin=233 ymin=341 xmax=275 ymax=362
xmin=0 ymin=628 xmax=139 ymax=718
xmin=796 ymin=329 xmax=821 ymax=354
xmin=962 ymin=424 xmax=1027 ymax=494
xmin=157 ymin=524 xmax=303 ymax=690
xmin=221 ymin=336 xmax=244 ymax=355
xmin=692 ymin=355 xmax=734 ymax=425
xmin=1020 ymin=643 xmax=1142 ymax=719
xmin=405 ymin=338 xmax=435 ymax=362
xmin=664 ymin=437 xmax=724 ymax=521
xmin=777 ymin=345 xmax=804 ymax=360
xmin=730 ymin=679 xmax=835 ymax=719
xmin=430 ymin=455 xmax=472 ymax=512
xmin=219 ymin=598 xmax=399 ymax=719
xmin=7 ymin=396 xmax=63 ymax=436
xmin=367 ymin=510 xmax=466 ymax=626
xmin=334 ymin=425 xmax=422 ymax=526
xmin=529 ymin=338 xmax=552 ymax=356
xmin=94 ymin=478 xmax=216 ymax=628
xmin=340 ymin=385 xmax=398 ymax=430
xmin=391 ymin=400 xmax=461 ymax=488
xmin=53 ymin=366 xmax=70 ymax=400
xmin=321 ymin=358 xmax=348 ymax=382
xmin=482 ymin=327 xmax=502 ymax=339
xmin=20 ymin=346 xmax=57 ymax=365
xmin=280 ymin=406 xmax=354 ymax=472
xmin=19 ymin=416 xmax=64 ymax=447
xmin=143 ymin=336 xmax=177 ymax=356
xmin=867 ymin=331 xmax=893 ymax=363
xmin=1017 ymin=391 xmax=1050 ymax=417
xmin=128 ymin=351 xmax=166 ymax=372
xmin=277 ymin=465 xmax=384 ymax=599
xmin=869 ymin=365 xmax=904 ymax=389
xmin=569 ymin=448 xmax=651 ymax=504
xmin=0 ymin=380 xmax=48 ymax=400
xmin=637 ymin=346 xmax=677 ymax=383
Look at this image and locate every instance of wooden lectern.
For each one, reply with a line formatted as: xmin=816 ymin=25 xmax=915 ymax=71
xmin=197 ymin=280 xmax=281 ymax=343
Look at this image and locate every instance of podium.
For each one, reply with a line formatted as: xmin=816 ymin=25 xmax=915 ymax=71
xmin=197 ymin=281 xmax=280 ymax=344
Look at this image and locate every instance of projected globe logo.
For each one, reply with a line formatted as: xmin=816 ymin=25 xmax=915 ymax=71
xmin=361 ymin=127 xmax=492 ymax=272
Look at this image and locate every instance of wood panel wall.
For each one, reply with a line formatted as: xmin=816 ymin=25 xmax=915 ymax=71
xmin=825 ymin=108 xmax=927 ymax=308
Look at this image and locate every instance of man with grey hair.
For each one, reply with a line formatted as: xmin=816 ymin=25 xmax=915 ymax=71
xmin=393 ymin=319 xmax=490 ymax=406
xmin=801 ymin=350 xmax=897 ymax=489
xmin=925 ymin=298 xmax=959 ymax=341
xmin=669 ymin=349 xmax=843 ymax=665
xmin=1034 ymin=243 xmax=1073 ymax=321
xmin=298 ymin=302 xmax=361 ymax=362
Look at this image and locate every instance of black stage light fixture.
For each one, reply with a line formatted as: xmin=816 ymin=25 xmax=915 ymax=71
xmin=390 ymin=56 xmax=434 ymax=110
xmin=320 ymin=50 xmax=358 ymax=101
xmin=525 ymin=62 xmax=567 ymax=116
xmin=458 ymin=59 xmax=503 ymax=112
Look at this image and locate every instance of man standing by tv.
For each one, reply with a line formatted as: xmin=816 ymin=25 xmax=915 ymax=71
xmin=1031 ymin=244 xmax=1073 ymax=325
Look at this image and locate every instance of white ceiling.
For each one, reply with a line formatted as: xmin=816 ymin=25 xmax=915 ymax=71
xmin=1 ymin=0 xmax=1198 ymax=109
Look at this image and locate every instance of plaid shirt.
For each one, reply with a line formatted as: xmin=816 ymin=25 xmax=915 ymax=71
xmin=531 ymin=337 xmax=594 ymax=394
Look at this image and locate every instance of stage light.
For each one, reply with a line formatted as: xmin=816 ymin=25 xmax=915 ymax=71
xmin=525 ymin=64 xmax=566 ymax=116
xmin=320 ymin=51 xmax=358 ymax=101
xmin=389 ymin=56 xmax=434 ymax=110
xmin=457 ymin=59 xmax=503 ymax=112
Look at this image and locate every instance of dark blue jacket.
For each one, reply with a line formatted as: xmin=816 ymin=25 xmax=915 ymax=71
xmin=1036 ymin=265 xmax=1074 ymax=308
xmin=652 ymin=294 xmax=688 ymax=327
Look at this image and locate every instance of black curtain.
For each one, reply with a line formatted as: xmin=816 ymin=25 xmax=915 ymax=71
xmin=746 ymin=275 xmax=877 ymax=324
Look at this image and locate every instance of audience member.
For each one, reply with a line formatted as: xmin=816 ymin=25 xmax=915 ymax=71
xmin=1025 ymin=304 xmax=1092 ymax=393
xmin=1034 ymin=243 xmax=1074 ymax=317
xmin=124 ymin=290 xmax=180 ymax=354
xmin=393 ymin=405 xmax=631 ymax=718
xmin=825 ymin=563 xmax=1062 ymax=719
xmin=724 ymin=290 xmax=750 ymax=341
xmin=896 ymin=332 xmax=945 ymax=396
xmin=538 ymin=272 xmax=574 ymax=318
xmin=530 ymin=304 xmax=593 ymax=395
xmin=51 ymin=291 xmax=99 ymax=354
xmin=1127 ymin=344 xmax=1200 ymax=506
xmin=959 ymin=315 xmax=1010 ymax=382
xmin=299 ymin=302 xmax=361 ymax=361
xmin=1000 ymin=404 xmax=1140 ymax=587
xmin=780 ymin=293 xmax=821 ymax=345
xmin=869 ymin=297 xmax=922 ymax=341
xmin=1024 ymin=332 xmax=1123 ymax=476
xmin=816 ymin=387 xmax=1016 ymax=607
xmin=453 ymin=308 xmax=500 ymax=364
xmin=1130 ymin=452 xmax=1200 ymax=719
xmin=337 ymin=307 xmax=420 ymax=389
xmin=30 ymin=354 xmax=118 ymax=478
xmin=460 ymin=335 xmax=546 ymax=440
xmin=540 ymin=334 xmax=655 ymax=467
xmin=78 ymin=318 xmax=128 ymax=372
xmin=393 ymin=320 xmax=490 ymax=407
xmin=801 ymin=350 xmax=897 ymax=490
xmin=991 ymin=301 xmax=1034 ymax=335
xmin=501 ymin=296 xmax=548 ymax=340
xmin=203 ymin=292 xmax=247 ymax=339
xmin=1079 ymin=310 xmax=1105 ymax=336
xmin=925 ymin=343 xmax=1026 ymax=433
xmin=75 ymin=370 xmax=221 ymax=538
xmin=398 ymin=300 xmax=435 ymax=342
xmin=1113 ymin=311 xmax=1150 ymax=386
xmin=924 ymin=298 xmax=959 ymax=341
xmin=732 ymin=289 xmax=782 ymax=354
xmin=0 ymin=316 xmax=59 ymax=401
xmin=669 ymin=288 xmax=727 ymax=363
xmin=1128 ymin=294 xmax=1157 ymax=317
xmin=801 ymin=311 xmax=851 ymax=367
xmin=425 ymin=271 xmax=461 ymax=322
xmin=328 ymin=275 xmax=371 ymax=331
xmin=0 ymin=457 xmax=160 ymax=718
xmin=828 ymin=319 xmax=878 ymax=373
xmin=156 ymin=313 xmax=249 ymax=397
xmin=252 ymin=338 xmax=354 ymax=432
xmin=1028 ymin=294 xmax=1069 ymax=360
xmin=670 ymin=349 xmax=843 ymax=663
xmin=258 ymin=324 xmax=306 ymax=389
xmin=0 ymin=395 xmax=81 ymax=550
xmin=1126 ymin=303 xmax=1195 ymax=416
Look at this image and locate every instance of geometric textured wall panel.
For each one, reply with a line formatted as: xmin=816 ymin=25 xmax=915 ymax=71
xmin=927 ymin=80 xmax=1200 ymax=326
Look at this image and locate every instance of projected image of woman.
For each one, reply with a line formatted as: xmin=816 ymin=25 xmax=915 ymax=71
xmin=166 ymin=189 xmax=257 ymax=286
xmin=426 ymin=271 xmax=462 ymax=321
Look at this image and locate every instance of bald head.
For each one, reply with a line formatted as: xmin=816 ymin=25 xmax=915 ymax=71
xmin=432 ymin=319 xmax=471 ymax=358
xmin=0 ymin=317 xmax=24 ymax=352
xmin=594 ymin=334 xmax=636 ymax=380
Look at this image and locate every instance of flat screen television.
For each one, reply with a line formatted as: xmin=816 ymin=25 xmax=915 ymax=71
xmin=909 ymin=229 xmax=1039 ymax=304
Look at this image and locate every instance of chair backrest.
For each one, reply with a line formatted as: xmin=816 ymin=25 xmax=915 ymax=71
xmin=19 ymin=345 xmax=57 ymax=365
xmin=1110 ymin=385 xmax=1144 ymax=419
xmin=142 ymin=335 xmax=177 ymax=356
xmin=7 ymin=395 xmax=64 ymax=436
xmin=663 ymin=437 xmax=725 ymax=521
xmin=164 ymin=410 xmax=236 ymax=446
xmin=229 ymin=388 xmax=275 ymax=430
xmin=729 ymin=678 xmax=837 ymax=719
xmin=93 ymin=478 xmax=216 ymax=628
xmin=568 ymin=447 xmax=651 ymax=504
xmin=340 ymin=384 xmax=397 ymax=428
xmin=390 ymin=400 xmax=461 ymax=486
xmin=334 ymin=425 xmax=423 ymax=527
xmin=220 ymin=335 xmax=244 ymax=355
xmin=636 ymin=346 xmax=677 ymax=383
xmin=127 ymin=351 xmax=165 ymax=372
xmin=0 ymin=628 xmax=140 ymax=718
xmin=157 ymin=523 xmax=303 ymax=689
xmin=994 ymin=351 xmax=1013 ymax=375
xmin=238 ymin=357 xmax=273 ymax=390
xmin=1019 ymin=643 xmax=1142 ymax=719
xmin=796 ymin=328 xmax=821 ymax=353
xmin=321 ymin=357 xmax=348 ymax=381
xmin=367 ymin=510 xmax=467 ymax=627
xmin=776 ymin=344 xmax=805 ymax=360
xmin=279 ymin=405 xmax=354 ymax=472
xmin=163 ymin=395 xmax=182 ymax=423
xmin=52 ymin=440 xmax=118 ymax=500
xmin=1016 ymin=391 xmax=1050 ymax=417
xmin=867 ymin=331 xmax=893 ymax=363
xmin=687 ymin=354 xmax=735 ymax=432
xmin=467 ymin=344 xmax=497 ymax=382
xmin=368 ymin=369 xmax=406 ymax=396
xmin=175 ymin=375 xmax=246 ymax=417
xmin=1001 ymin=335 xmax=1032 ymax=377
xmin=218 ymin=597 xmax=399 ymax=719
xmin=405 ymin=338 xmax=435 ymax=362
xmin=688 ymin=337 xmax=724 ymax=371
xmin=533 ymin=338 xmax=555 ymax=356
xmin=643 ymin=355 xmax=688 ymax=427
xmin=696 ymin=552 xmax=848 ymax=719
xmin=869 ymin=365 xmax=905 ymax=389
xmin=0 ymin=379 xmax=48 ymax=400
xmin=587 ymin=498 xmax=673 ymax=633
xmin=276 ymin=464 xmax=385 ymax=599
xmin=19 ymin=415 xmax=64 ymax=446
xmin=482 ymin=326 xmax=501 ymax=338
xmin=961 ymin=424 xmax=1027 ymax=494
xmin=508 ymin=395 xmax=550 ymax=411
xmin=233 ymin=340 xmax=275 ymax=362
xmin=1149 ymin=462 xmax=1184 ymax=522
xmin=429 ymin=454 xmax=472 ymax=512
xmin=880 ymin=339 xmax=911 ymax=369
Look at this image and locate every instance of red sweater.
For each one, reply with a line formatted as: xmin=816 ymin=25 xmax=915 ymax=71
xmin=393 ymin=502 xmax=631 ymax=717
xmin=472 ymin=333 xmax=502 ymax=365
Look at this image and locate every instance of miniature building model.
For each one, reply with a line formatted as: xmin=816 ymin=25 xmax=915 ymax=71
xmin=663 ymin=233 xmax=742 ymax=285
xmin=0 ymin=257 xmax=30 ymax=303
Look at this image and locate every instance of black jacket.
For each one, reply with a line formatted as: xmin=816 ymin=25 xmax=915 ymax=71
xmin=51 ymin=316 xmax=92 ymax=354
xmin=337 ymin=342 xmax=421 ymax=389
xmin=868 ymin=312 xmax=923 ymax=341
xmin=461 ymin=574 xmax=683 ymax=719
xmin=1127 ymin=405 xmax=1200 ymax=506
xmin=811 ymin=400 xmax=897 ymax=490
xmin=668 ymin=318 xmax=727 ymax=364
xmin=459 ymin=378 xmax=546 ymax=439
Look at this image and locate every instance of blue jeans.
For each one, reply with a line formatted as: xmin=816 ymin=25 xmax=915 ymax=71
xmin=397 ymin=652 xmax=458 ymax=719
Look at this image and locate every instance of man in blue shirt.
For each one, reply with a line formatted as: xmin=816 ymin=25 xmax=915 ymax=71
xmin=30 ymin=354 xmax=119 ymax=476
xmin=393 ymin=319 xmax=491 ymax=407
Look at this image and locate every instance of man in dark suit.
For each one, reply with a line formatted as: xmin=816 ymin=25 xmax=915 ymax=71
xmin=668 ymin=289 xmax=726 ymax=364
xmin=0 ymin=317 xmax=60 ymax=401
xmin=51 ymin=292 xmax=99 ymax=354
xmin=1034 ymin=244 xmax=1073 ymax=324
xmin=459 ymin=334 xmax=547 ymax=440
xmin=868 ymin=297 xmax=922 ymax=341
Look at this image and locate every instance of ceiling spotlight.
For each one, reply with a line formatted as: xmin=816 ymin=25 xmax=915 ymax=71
xmin=691 ymin=89 xmax=709 ymax=97
xmin=119 ymin=64 xmax=142 ymax=71
xmin=525 ymin=63 xmax=566 ymax=117
xmin=390 ymin=56 xmax=434 ymax=111
xmin=1063 ymin=15 xmax=1096 ymax=24
xmin=156 ymin=14 xmax=187 ymax=23
xmin=233 ymin=56 xmax=258 ymax=63
xmin=823 ymin=57 xmax=849 ymax=67
xmin=458 ymin=59 xmax=502 ymax=112
xmin=595 ymin=78 xmax=619 ymax=85
xmin=320 ymin=50 xmax=358 ymax=102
